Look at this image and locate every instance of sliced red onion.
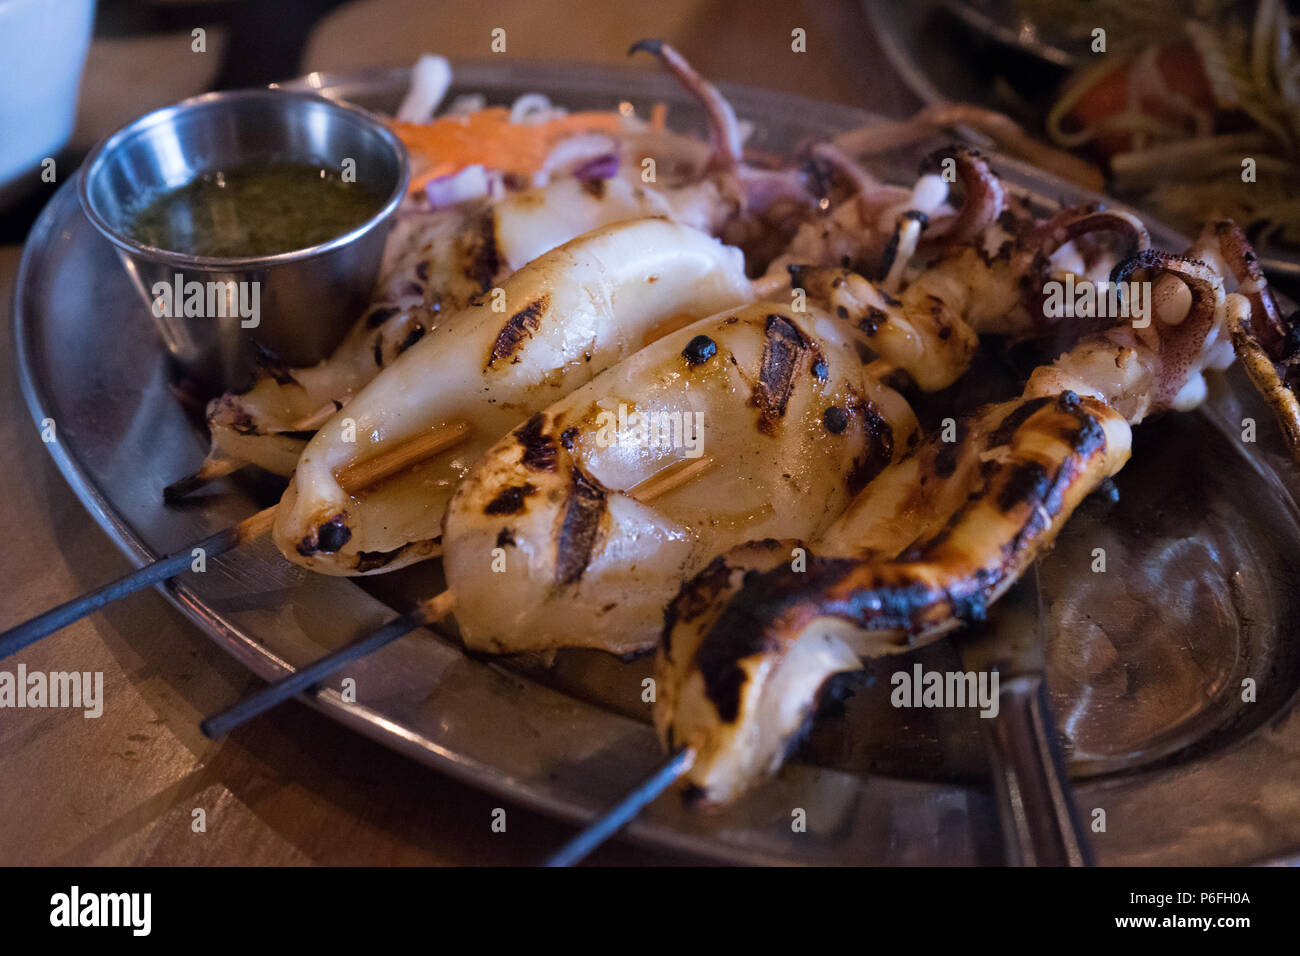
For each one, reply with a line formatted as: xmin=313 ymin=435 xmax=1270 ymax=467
xmin=573 ymin=152 xmax=620 ymax=181
xmin=542 ymin=134 xmax=617 ymax=175
xmin=424 ymin=164 xmax=494 ymax=209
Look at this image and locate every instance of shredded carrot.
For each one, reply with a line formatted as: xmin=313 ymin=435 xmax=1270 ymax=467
xmin=391 ymin=108 xmax=627 ymax=194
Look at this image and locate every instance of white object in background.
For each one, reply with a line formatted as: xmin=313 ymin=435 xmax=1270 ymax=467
xmin=0 ymin=0 xmax=96 ymax=209
xmin=394 ymin=53 xmax=451 ymax=123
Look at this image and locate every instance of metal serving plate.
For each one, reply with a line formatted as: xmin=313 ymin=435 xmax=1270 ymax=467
xmin=16 ymin=61 xmax=1300 ymax=865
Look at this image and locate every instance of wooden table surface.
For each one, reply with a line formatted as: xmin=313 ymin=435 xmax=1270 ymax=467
xmin=0 ymin=0 xmax=918 ymax=866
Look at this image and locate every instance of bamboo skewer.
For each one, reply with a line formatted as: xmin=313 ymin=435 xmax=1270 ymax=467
xmin=335 ymin=420 xmax=473 ymax=490
xmin=626 ymin=454 xmax=715 ymax=501
xmin=749 ymin=272 xmax=790 ymax=300
xmin=0 ymin=421 xmax=474 ymax=658
xmin=162 ymin=453 xmax=247 ymax=503
xmin=198 ymin=455 xmax=718 ymax=737
xmin=288 ymin=400 xmax=347 ymax=432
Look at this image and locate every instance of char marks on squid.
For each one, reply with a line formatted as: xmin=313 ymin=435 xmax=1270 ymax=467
xmin=465 ymin=210 xmax=501 ymax=292
xmin=488 ymin=294 xmax=551 ymax=368
xmin=554 ymin=467 xmax=608 ymax=586
xmin=485 ymin=483 xmax=537 ymax=516
xmin=514 ymin=414 xmax=559 ymax=472
xmin=751 ymin=314 xmax=808 ymax=434
xmin=846 ymin=397 xmax=894 ymax=494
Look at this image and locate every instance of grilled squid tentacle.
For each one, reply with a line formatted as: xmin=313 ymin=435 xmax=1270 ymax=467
xmin=659 ymin=393 xmax=1131 ymax=805
xmin=1030 ymin=250 xmax=1233 ymax=420
xmin=921 ymin=146 xmax=1005 ymax=246
xmin=1212 ymin=220 xmax=1287 ymax=351
xmin=878 ymin=210 xmax=929 ymax=293
xmin=629 ymin=39 xmax=742 ymax=176
xmin=1025 ymin=206 xmax=1151 ymax=329
xmin=897 ymin=201 xmax=1151 ymax=340
xmin=629 ymin=37 xmax=818 ymax=242
xmin=779 ymin=146 xmax=995 ymax=287
xmin=782 ymin=206 xmax=1152 ymax=393
xmin=1206 ymin=221 xmax=1300 ymax=459
xmin=1036 ymin=207 xmax=1151 ymax=264
xmin=658 ymin=246 xmax=1246 ymax=806
xmin=809 ymin=142 xmax=912 ymax=213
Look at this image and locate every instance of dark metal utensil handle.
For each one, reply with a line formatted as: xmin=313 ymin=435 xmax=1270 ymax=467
xmin=984 ymin=674 xmax=1095 ymax=866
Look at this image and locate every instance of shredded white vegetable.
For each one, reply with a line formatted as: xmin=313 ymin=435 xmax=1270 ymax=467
xmin=395 ymin=54 xmax=452 ymax=124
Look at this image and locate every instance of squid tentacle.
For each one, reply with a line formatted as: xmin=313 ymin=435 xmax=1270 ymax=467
xmin=920 ymin=146 xmax=1005 ymax=246
xmin=629 ymin=39 xmax=742 ymax=175
xmin=781 ymin=206 xmax=1153 ymax=394
xmin=630 ymin=38 xmax=815 ymax=230
xmin=1021 ymin=206 xmax=1152 ymax=334
xmin=1210 ymin=221 xmax=1300 ymax=459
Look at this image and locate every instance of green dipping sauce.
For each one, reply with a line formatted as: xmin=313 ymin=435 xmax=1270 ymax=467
xmin=125 ymin=161 xmax=387 ymax=258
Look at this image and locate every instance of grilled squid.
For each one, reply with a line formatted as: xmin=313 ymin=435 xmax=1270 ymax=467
xmin=898 ymin=198 xmax=1151 ymax=341
xmin=629 ymin=39 xmax=817 ymax=256
xmin=273 ymin=218 xmax=754 ymax=576
xmin=769 ymin=146 xmax=982 ymax=284
xmin=776 ymin=194 xmax=1149 ymax=392
xmin=1196 ymin=220 xmax=1300 ymax=460
xmin=789 ymin=265 xmax=979 ymax=391
xmin=768 ymin=148 xmax=1150 ymax=336
xmin=657 ymin=247 xmax=1253 ymax=805
xmin=766 ymin=149 xmax=1151 ymax=401
xmin=442 ymin=302 xmax=918 ymax=656
xmin=198 ymin=173 xmax=709 ymax=481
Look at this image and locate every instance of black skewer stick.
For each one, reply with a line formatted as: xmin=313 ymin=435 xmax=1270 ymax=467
xmin=200 ymin=591 xmax=455 ymax=738
xmin=0 ymin=506 xmax=276 ymax=661
xmin=542 ymin=747 xmax=696 ymax=867
xmin=198 ymin=455 xmax=706 ymax=737
xmin=1 ymin=421 xmax=474 ymax=656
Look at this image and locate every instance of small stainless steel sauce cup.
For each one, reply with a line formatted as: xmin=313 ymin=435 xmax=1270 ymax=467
xmin=78 ymin=89 xmax=409 ymax=390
